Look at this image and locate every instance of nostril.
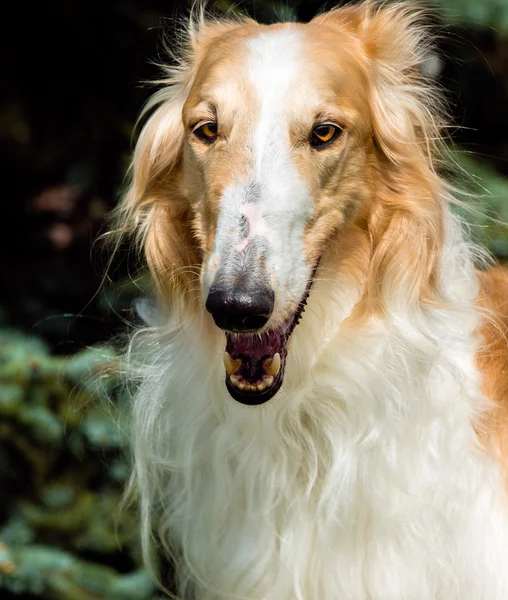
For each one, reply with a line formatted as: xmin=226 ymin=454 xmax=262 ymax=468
xmin=242 ymin=314 xmax=270 ymax=331
xmin=205 ymin=285 xmax=274 ymax=332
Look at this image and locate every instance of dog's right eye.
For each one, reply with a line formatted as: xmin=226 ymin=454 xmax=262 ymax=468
xmin=193 ymin=122 xmax=218 ymax=144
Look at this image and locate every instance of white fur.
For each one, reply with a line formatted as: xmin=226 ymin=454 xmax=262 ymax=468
xmin=128 ymin=209 xmax=508 ymax=600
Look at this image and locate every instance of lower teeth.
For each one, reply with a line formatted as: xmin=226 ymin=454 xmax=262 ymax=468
xmin=229 ymin=373 xmax=275 ymax=391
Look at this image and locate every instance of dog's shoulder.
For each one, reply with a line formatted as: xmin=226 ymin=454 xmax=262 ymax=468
xmin=477 ymin=265 xmax=508 ymax=458
xmin=477 ymin=265 xmax=508 ymax=376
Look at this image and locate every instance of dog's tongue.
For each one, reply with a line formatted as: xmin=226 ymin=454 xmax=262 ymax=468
xmin=224 ymin=330 xmax=284 ymax=394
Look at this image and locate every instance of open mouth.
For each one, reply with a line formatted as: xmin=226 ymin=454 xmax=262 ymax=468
xmin=222 ymin=274 xmax=315 ymax=406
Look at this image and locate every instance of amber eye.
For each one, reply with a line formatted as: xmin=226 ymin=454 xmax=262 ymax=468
xmin=193 ymin=122 xmax=218 ymax=144
xmin=311 ymin=124 xmax=343 ymax=148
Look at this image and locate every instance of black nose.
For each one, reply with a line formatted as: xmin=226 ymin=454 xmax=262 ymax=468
xmin=206 ymin=284 xmax=274 ymax=332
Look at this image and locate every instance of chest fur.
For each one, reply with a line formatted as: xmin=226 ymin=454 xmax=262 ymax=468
xmin=163 ymin=354 xmax=508 ymax=600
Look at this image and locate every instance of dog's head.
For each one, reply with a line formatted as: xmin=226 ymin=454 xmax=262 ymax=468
xmin=117 ymin=3 xmax=445 ymax=405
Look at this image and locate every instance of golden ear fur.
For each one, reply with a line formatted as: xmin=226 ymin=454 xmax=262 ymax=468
xmin=316 ymin=2 xmax=447 ymax=311
xmin=315 ymin=2 xmax=444 ymax=165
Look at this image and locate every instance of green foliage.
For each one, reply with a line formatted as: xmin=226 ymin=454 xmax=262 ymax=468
xmin=0 ymin=543 xmax=154 ymax=600
xmin=438 ymin=0 xmax=508 ymax=32
xmin=0 ymin=330 xmax=160 ymax=599
xmin=449 ymin=148 xmax=508 ymax=256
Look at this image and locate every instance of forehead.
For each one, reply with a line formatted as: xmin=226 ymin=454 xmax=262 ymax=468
xmin=185 ymin=22 xmax=366 ymax=119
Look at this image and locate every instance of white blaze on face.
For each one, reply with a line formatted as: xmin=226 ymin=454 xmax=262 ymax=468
xmin=204 ymin=27 xmax=314 ymax=319
xmin=248 ymin=29 xmax=302 ymax=176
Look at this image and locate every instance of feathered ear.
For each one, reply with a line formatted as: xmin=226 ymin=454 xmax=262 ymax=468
xmin=315 ymin=2 xmax=446 ymax=311
xmin=112 ymin=14 xmax=251 ymax=303
xmin=316 ymin=2 xmax=443 ymax=165
xmin=115 ymin=83 xmax=196 ymax=300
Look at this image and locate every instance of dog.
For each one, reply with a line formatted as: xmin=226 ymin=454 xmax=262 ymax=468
xmin=115 ymin=2 xmax=508 ymax=598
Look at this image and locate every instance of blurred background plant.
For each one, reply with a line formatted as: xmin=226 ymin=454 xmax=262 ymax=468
xmin=1 ymin=0 xmax=507 ymax=598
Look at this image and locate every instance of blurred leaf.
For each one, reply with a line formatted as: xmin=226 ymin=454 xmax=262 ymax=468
xmin=449 ymin=147 xmax=508 ymax=256
xmin=438 ymin=0 xmax=508 ymax=32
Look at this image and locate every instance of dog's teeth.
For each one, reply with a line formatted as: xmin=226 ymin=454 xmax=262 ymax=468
xmin=223 ymin=352 xmax=241 ymax=375
xmin=227 ymin=352 xmax=279 ymax=392
xmin=267 ymin=352 xmax=281 ymax=377
xmin=263 ymin=375 xmax=274 ymax=387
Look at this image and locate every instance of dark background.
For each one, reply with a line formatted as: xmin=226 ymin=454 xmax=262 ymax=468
xmin=0 ymin=1 xmax=507 ymax=598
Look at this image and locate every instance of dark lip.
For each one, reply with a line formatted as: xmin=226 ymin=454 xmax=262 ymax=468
xmin=223 ymin=263 xmax=318 ymax=406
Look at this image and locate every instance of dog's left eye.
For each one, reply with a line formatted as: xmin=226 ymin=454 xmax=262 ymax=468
xmin=311 ymin=124 xmax=343 ymax=148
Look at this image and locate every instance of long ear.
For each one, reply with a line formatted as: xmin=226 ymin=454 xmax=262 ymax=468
xmin=112 ymin=14 xmax=251 ymax=304
xmin=315 ymin=2 xmax=446 ymax=312
xmin=111 ymin=58 xmax=198 ymax=302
